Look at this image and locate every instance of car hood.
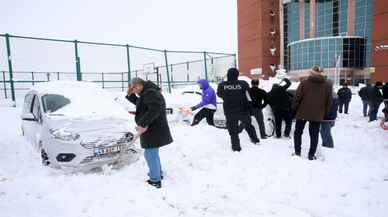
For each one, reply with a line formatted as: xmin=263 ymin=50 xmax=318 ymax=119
xmin=45 ymin=116 xmax=136 ymax=145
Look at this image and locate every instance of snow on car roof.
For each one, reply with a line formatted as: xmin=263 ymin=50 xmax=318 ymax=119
xmin=32 ymin=81 xmax=102 ymax=95
xmin=32 ymin=81 xmax=131 ymax=120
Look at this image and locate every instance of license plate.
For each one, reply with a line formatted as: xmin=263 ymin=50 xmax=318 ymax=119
xmin=94 ymin=145 xmax=123 ymax=156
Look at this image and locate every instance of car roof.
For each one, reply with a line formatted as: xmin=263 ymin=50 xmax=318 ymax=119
xmin=30 ymin=81 xmax=103 ymax=96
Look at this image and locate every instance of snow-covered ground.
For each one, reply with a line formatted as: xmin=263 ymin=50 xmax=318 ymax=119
xmin=1 ymin=80 xmax=388 ymax=217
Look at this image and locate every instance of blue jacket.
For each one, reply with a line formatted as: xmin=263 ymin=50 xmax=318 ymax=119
xmin=194 ymin=79 xmax=217 ymax=110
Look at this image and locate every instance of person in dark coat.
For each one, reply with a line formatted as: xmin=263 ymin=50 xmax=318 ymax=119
xmin=367 ymin=81 xmax=384 ymax=122
xmin=267 ymin=78 xmax=292 ymax=138
xmin=126 ymin=78 xmax=173 ymax=188
xmin=292 ymin=65 xmax=332 ymax=160
xmin=190 ymin=79 xmax=217 ymax=126
xmin=383 ymin=82 xmax=388 ymax=108
xmin=249 ymin=79 xmax=268 ymax=139
xmin=217 ymin=68 xmax=260 ymax=152
xmin=383 ymin=82 xmax=388 ymax=121
xmin=320 ymin=92 xmax=339 ymax=148
xmin=358 ymin=84 xmax=370 ymax=117
xmin=337 ymin=84 xmax=352 ymax=114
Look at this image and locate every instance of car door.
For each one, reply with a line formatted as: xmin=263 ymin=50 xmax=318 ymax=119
xmin=30 ymin=95 xmax=44 ymax=150
xmin=21 ymin=93 xmax=35 ymax=142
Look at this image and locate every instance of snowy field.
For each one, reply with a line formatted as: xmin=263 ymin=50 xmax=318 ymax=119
xmin=1 ymin=80 xmax=388 ymax=217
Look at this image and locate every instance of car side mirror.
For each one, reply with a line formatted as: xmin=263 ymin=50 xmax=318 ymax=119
xmin=21 ymin=113 xmax=37 ymax=121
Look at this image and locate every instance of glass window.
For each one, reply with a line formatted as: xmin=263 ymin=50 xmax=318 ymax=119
xmin=23 ymin=94 xmax=34 ymax=114
xmin=42 ymin=94 xmax=71 ymax=113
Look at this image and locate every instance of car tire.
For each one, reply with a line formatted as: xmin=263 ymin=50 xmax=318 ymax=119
xmin=41 ymin=149 xmax=50 ymax=166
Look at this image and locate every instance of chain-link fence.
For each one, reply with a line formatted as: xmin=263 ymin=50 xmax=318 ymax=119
xmin=0 ymin=33 xmax=236 ymax=103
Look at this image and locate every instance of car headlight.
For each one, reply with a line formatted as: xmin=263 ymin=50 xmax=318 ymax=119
xmin=49 ymin=129 xmax=80 ymax=141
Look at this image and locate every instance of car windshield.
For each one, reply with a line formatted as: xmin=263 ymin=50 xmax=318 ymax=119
xmin=42 ymin=94 xmax=71 ymax=113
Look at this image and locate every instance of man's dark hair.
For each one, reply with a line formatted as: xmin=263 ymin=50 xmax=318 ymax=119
xmin=131 ymin=77 xmax=146 ymax=86
xmin=375 ymin=81 xmax=383 ymax=87
xmin=251 ymin=80 xmax=259 ymax=86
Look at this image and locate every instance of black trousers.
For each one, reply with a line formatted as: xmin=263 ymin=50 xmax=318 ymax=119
xmin=251 ymin=108 xmax=267 ymax=138
xmin=225 ymin=113 xmax=259 ymax=151
xmin=294 ymin=119 xmax=321 ymax=158
xmin=273 ymin=110 xmax=292 ymax=138
xmin=339 ymin=100 xmax=350 ymax=114
xmin=191 ymin=108 xmax=216 ymax=126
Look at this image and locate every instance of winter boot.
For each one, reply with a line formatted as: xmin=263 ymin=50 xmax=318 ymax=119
xmin=251 ymin=138 xmax=260 ymax=145
xmin=147 ymin=180 xmax=162 ymax=188
xmin=308 ymin=155 xmax=317 ymax=161
xmin=232 ymin=145 xmax=242 ymax=152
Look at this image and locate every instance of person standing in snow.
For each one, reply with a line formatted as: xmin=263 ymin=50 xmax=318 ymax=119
xmin=267 ymin=78 xmax=293 ymax=138
xmin=248 ymin=79 xmax=268 ymax=139
xmin=337 ymin=83 xmax=352 ymax=114
xmin=217 ymin=68 xmax=260 ymax=152
xmin=190 ymin=79 xmax=217 ymax=126
xmin=292 ymin=65 xmax=332 ymax=160
xmin=382 ymin=82 xmax=388 ymax=108
xmin=358 ymin=84 xmax=370 ymax=117
xmin=367 ymin=81 xmax=384 ymax=122
xmin=320 ymin=92 xmax=339 ymax=148
xmin=126 ymin=78 xmax=173 ymax=188
xmin=383 ymin=82 xmax=388 ymax=121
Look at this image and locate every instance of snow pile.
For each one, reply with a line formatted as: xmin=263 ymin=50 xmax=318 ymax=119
xmin=0 ymin=78 xmax=388 ymax=217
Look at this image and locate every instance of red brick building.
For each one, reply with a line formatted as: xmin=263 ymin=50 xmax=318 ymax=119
xmin=238 ymin=0 xmax=388 ymax=82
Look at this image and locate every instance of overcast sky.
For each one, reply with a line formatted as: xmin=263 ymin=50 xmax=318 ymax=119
xmin=1 ymin=0 xmax=237 ymax=53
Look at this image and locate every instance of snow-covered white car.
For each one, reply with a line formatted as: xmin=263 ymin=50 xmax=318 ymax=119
xmin=20 ymin=81 xmax=140 ymax=171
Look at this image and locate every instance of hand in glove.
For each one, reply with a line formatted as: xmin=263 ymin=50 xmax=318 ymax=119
xmin=190 ymin=106 xmax=197 ymax=111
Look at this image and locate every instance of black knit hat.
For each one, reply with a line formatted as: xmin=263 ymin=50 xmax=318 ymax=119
xmin=227 ymin=68 xmax=239 ymax=81
xmin=251 ymin=79 xmax=259 ymax=86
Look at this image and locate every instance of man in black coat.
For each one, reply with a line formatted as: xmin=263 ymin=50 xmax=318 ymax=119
xmin=217 ymin=68 xmax=260 ymax=152
xmin=249 ymin=79 xmax=268 ymax=139
xmin=267 ymin=78 xmax=292 ymax=138
xmin=367 ymin=81 xmax=384 ymax=122
xmin=337 ymin=84 xmax=352 ymax=114
xmin=126 ymin=78 xmax=173 ymax=188
xmin=358 ymin=84 xmax=370 ymax=117
xmin=383 ymin=82 xmax=388 ymax=108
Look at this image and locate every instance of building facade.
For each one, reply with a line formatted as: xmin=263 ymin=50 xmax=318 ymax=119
xmin=237 ymin=0 xmax=388 ymax=83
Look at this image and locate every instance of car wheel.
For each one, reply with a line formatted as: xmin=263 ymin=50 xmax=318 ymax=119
xmin=41 ymin=149 xmax=50 ymax=166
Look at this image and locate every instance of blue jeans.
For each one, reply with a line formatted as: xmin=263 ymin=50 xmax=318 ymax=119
xmin=362 ymin=100 xmax=369 ymax=117
xmin=320 ymin=122 xmax=334 ymax=148
xmin=144 ymin=148 xmax=162 ymax=182
xmin=368 ymin=102 xmax=381 ymax=121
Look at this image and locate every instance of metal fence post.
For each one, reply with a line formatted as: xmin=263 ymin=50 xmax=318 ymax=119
xmin=74 ymin=40 xmax=82 ymax=81
xmin=31 ymin=72 xmax=35 ymax=86
xmin=121 ymin=72 xmax=124 ymax=91
xmin=101 ymin=72 xmax=105 ymax=89
xmin=46 ymin=73 xmax=50 ymax=81
xmin=164 ymin=50 xmax=172 ymax=93
xmin=126 ymin=45 xmax=131 ymax=85
xmin=57 ymin=72 xmax=60 ymax=80
xmin=5 ymin=34 xmax=16 ymax=104
xmin=156 ymin=67 xmax=160 ymax=87
xmin=203 ymin=51 xmax=208 ymax=80
xmin=186 ymin=62 xmax=190 ymax=82
xmin=2 ymin=71 xmax=7 ymax=99
xmin=233 ymin=54 xmax=237 ymax=68
xmin=170 ymin=64 xmax=174 ymax=83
